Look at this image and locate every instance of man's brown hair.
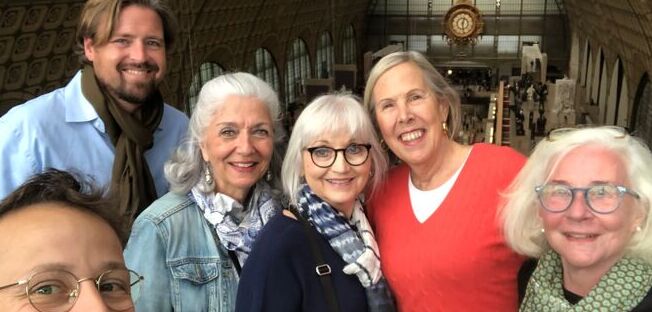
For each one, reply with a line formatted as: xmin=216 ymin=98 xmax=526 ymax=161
xmin=74 ymin=0 xmax=178 ymax=65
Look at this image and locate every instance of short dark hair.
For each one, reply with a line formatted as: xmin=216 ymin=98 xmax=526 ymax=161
xmin=0 ymin=169 xmax=128 ymax=247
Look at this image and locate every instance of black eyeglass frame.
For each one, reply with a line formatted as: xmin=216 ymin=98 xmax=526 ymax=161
xmin=0 ymin=268 xmax=144 ymax=312
xmin=535 ymin=184 xmax=640 ymax=214
xmin=306 ymin=144 xmax=372 ymax=168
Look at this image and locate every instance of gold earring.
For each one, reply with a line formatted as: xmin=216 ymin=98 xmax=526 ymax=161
xmin=379 ymin=139 xmax=388 ymax=151
xmin=442 ymin=122 xmax=449 ymax=136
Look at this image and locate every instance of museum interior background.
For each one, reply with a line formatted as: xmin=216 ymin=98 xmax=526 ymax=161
xmin=1 ymin=0 xmax=652 ymax=154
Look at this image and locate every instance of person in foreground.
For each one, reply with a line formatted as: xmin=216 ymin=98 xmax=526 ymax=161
xmin=363 ymin=50 xmax=526 ymax=311
xmin=0 ymin=0 xmax=189 ymax=223
xmin=502 ymin=126 xmax=652 ymax=311
xmin=124 ymin=72 xmax=283 ymax=311
xmin=0 ymin=169 xmax=143 ymax=311
xmin=236 ymin=94 xmax=395 ymax=312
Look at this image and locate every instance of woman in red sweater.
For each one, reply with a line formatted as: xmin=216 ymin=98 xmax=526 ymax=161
xmin=362 ymin=51 xmax=525 ymax=311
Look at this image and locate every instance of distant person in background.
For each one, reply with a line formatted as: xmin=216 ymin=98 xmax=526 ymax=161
xmin=0 ymin=0 xmax=189 ymax=225
xmin=503 ymin=126 xmax=652 ymax=311
xmin=236 ymin=93 xmax=394 ymax=311
xmin=0 ymin=169 xmax=143 ymax=312
xmin=125 ymin=73 xmax=284 ymax=311
xmin=363 ymin=51 xmax=526 ymax=311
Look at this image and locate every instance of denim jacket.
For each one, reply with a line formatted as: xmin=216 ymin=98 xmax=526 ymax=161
xmin=124 ymin=192 xmax=238 ymax=311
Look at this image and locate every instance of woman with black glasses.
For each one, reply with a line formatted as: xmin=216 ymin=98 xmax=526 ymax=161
xmin=236 ymin=94 xmax=395 ymax=312
xmin=502 ymin=126 xmax=652 ymax=311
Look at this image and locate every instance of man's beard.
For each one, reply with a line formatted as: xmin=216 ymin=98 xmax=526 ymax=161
xmin=97 ymin=63 xmax=160 ymax=105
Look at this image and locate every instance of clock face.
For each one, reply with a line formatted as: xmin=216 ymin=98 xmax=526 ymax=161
xmin=450 ymin=12 xmax=475 ymax=38
xmin=443 ymin=4 xmax=483 ymax=45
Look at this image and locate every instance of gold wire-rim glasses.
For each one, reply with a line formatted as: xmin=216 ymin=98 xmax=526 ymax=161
xmin=0 ymin=268 xmax=143 ymax=312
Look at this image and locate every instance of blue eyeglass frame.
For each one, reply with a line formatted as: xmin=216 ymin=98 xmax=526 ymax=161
xmin=534 ymin=184 xmax=640 ymax=214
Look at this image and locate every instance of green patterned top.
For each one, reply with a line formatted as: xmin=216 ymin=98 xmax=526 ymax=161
xmin=521 ymin=250 xmax=652 ymax=312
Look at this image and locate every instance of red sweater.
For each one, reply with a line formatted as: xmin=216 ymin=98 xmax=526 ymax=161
xmin=368 ymin=144 xmax=526 ymax=312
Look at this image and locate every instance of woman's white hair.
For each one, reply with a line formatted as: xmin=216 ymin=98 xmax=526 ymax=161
xmin=281 ymin=93 xmax=388 ymax=205
xmin=502 ymin=126 xmax=652 ymax=264
xmin=164 ymin=72 xmax=284 ymax=194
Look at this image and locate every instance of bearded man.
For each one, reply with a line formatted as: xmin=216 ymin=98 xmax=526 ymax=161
xmin=0 ymin=0 xmax=189 ymax=226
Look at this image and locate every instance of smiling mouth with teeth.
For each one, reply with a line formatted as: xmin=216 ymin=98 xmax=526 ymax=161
xmin=326 ymin=178 xmax=353 ymax=184
xmin=124 ymin=69 xmax=151 ymax=74
xmin=232 ymin=163 xmax=255 ymax=168
xmin=565 ymin=233 xmax=598 ymax=239
xmin=400 ymin=130 xmax=423 ymax=142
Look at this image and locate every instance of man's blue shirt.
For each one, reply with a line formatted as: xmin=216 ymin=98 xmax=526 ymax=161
xmin=0 ymin=70 xmax=189 ymax=199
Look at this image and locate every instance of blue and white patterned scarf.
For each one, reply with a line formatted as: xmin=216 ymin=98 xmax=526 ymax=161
xmin=296 ymin=184 xmax=396 ymax=312
xmin=191 ymin=181 xmax=281 ymax=266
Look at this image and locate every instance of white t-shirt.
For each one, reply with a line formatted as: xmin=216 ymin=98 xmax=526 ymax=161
xmin=409 ymin=150 xmax=471 ymax=223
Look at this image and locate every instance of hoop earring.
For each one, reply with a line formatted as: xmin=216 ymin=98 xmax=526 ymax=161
xmin=204 ymin=163 xmax=213 ymax=185
xmin=442 ymin=122 xmax=449 ymax=136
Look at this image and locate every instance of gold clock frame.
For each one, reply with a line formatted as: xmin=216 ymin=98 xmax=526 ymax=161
xmin=443 ymin=3 xmax=484 ymax=46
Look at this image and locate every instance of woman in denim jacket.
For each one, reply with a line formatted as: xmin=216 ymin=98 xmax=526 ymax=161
xmin=124 ymin=72 xmax=284 ymax=311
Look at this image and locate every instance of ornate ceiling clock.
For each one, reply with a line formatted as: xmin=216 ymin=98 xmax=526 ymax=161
xmin=443 ymin=0 xmax=484 ymax=46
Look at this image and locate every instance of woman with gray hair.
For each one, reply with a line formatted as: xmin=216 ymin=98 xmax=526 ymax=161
xmin=363 ymin=51 xmax=526 ymax=311
xmin=235 ymin=93 xmax=395 ymax=311
xmin=124 ymin=72 xmax=284 ymax=311
xmin=502 ymin=126 xmax=652 ymax=311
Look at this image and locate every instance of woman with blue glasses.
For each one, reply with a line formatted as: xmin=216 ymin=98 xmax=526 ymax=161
xmin=502 ymin=126 xmax=652 ymax=311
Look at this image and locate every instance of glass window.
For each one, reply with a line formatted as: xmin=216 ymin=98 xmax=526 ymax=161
xmin=521 ymin=0 xmax=546 ymax=14
xmin=187 ymin=62 xmax=225 ymax=113
xmin=432 ymin=1 xmax=454 ymax=15
xmin=499 ymin=0 xmax=522 ymax=14
xmin=473 ymin=35 xmax=495 ymax=55
xmin=430 ymin=35 xmax=450 ymax=54
xmin=342 ymin=25 xmax=356 ymax=65
xmin=497 ymin=35 xmax=519 ymax=55
xmin=546 ymin=0 xmax=562 ymax=14
xmin=408 ymin=0 xmax=429 ymax=15
xmin=285 ymin=38 xmax=311 ymax=105
xmin=408 ymin=35 xmax=428 ymax=53
xmin=316 ymin=32 xmax=334 ymax=79
xmin=520 ymin=35 xmax=542 ymax=47
xmin=250 ymin=48 xmax=280 ymax=92
xmin=477 ymin=0 xmax=499 ymax=13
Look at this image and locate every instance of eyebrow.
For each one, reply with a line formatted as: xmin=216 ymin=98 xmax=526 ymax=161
xmin=215 ymin=122 xmax=272 ymax=128
xmin=547 ymin=179 xmax=614 ymax=186
xmin=377 ymin=88 xmax=426 ymax=102
xmin=308 ymin=139 xmax=358 ymax=147
xmin=28 ymin=261 xmax=128 ymax=275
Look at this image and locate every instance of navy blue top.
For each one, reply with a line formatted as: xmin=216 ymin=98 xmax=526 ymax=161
xmin=236 ymin=213 xmax=368 ymax=312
